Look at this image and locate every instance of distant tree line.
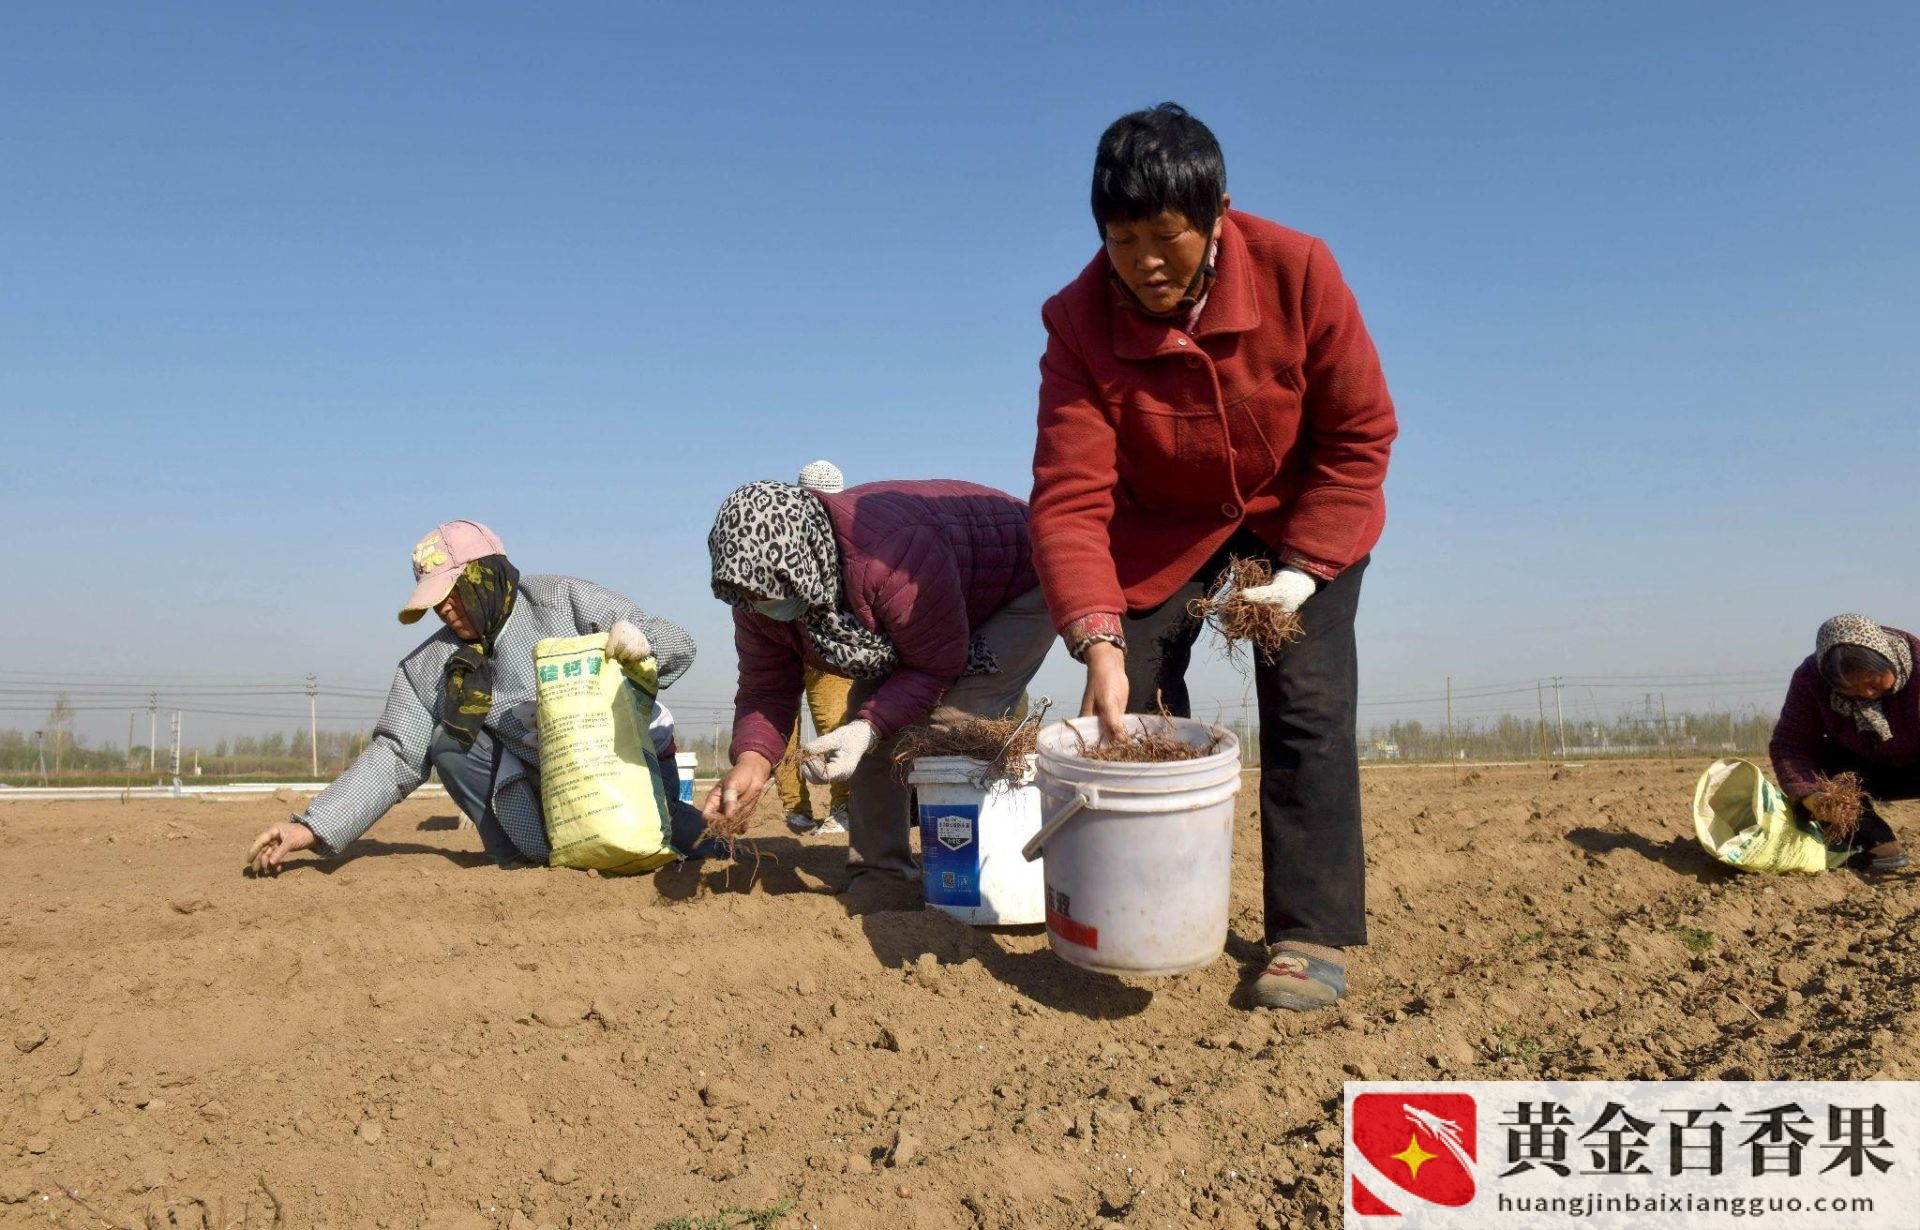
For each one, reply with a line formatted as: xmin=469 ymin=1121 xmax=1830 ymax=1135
xmin=1361 ymin=709 xmax=1778 ymax=762
xmin=0 ymin=693 xmax=376 ymax=781
xmin=1 ymin=691 xmax=1785 ymax=784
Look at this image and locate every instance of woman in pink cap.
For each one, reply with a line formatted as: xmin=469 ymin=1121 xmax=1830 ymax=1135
xmin=246 ymin=520 xmax=701 ymax=873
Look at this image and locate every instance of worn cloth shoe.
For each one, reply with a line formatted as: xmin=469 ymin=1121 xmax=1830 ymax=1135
xmin=1252 ymin=942 xmax=1348 ymax=1011
xmin=1862 ymin=840 xmax=1909 ymax=873
xmin=816 ymin=806 xmax=849 ymax=835
xmin=784 ymin=811 xmax=820 ymax=835
xmin=1849 ymin=812 xmax=1909 ymax=872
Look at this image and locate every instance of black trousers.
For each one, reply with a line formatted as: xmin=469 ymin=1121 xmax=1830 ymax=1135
xmin=1122 ymin=536 xmax=1368 ymax=947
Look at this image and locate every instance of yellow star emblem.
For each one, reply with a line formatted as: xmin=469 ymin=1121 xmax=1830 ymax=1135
xmin=1392 ymin=1131 xmax=1438 ymax=1180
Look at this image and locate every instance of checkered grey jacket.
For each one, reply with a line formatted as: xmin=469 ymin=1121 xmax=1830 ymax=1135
xmin=297 ymin=574 xmax=695 ymax=860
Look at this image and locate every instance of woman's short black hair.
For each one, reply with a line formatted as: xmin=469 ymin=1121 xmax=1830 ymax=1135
xmin=1822 ymin=643 xmax=1896 ymax=689
xmin=1091 ymin=102 xmax=1227 ymax=237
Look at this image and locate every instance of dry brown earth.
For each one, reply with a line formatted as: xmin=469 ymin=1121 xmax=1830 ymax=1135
xmin=3 ymin=759 xmax=1915 ymax=1229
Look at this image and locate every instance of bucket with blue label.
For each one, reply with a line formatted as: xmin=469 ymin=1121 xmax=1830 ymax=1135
xmin=908 ymin=755 xmax=1045 ymax=926
xmin=674 ymin=752 xmax=699 ymax=804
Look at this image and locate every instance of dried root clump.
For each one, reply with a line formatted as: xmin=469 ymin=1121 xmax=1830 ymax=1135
xmin=1069 ymin=702 xmax=1224 ymax=764
xmin=1809 ymin=771 xmax=1867 ymax=843
xmin=695 ymin=822 xmax=774 ymax=888
xmin=693 ymin=758 xmax=778 ymax=881
xmin=1188 ymin=556 xmax=1305 ymax=663
xmin=701 ymin=805 xmax=755 ymax=843
xmin=891 ymin=709 xmax=1040 ymax=787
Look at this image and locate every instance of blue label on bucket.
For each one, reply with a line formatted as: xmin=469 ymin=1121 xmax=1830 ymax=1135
xmin=919 ymin=803 xmax=981 ymax=909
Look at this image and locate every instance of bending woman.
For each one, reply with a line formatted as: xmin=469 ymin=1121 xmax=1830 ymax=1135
xmin=1769 ymin=614 xmax=1917 ymax=872
xmin=1028 ymin=104 xmax=1397 ymax=1010
xmin=247 ymin=520 xmax=700 ymax=874
xmin=703 ymin=479 xmax=1051 ymax=911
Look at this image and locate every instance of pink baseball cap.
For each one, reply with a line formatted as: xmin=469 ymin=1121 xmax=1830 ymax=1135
xmin=398 ymin=520 xmax=507 ymax=624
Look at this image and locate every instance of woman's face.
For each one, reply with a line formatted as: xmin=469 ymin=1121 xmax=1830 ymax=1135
xmin=434 ymin=591 xmax=478 ymax=641
xmin=1103 ymin=203 xmax=1227 ymax=317
xmin=1839 ymin=666 xmax=1898 ymax=701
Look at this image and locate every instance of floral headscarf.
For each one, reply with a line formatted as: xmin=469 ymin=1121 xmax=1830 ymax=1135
xmin=1815 ymin=614 xmax=1912 ymax=742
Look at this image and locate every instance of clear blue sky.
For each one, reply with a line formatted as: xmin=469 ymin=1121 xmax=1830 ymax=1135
xmin=3 ymin=3 xmax=1916 ymax=747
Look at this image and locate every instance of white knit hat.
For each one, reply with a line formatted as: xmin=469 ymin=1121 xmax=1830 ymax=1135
xmin=797 ymin=460 xmax=845 ymax=493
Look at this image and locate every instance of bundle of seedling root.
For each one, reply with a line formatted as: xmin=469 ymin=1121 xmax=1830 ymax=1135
xmin=1188 ymin=556 xmax=1305 ymax=663
xmin=887 ymin=697 xmax=1224 ymax=778
xmin=1810 ymin=771 xmax=1867 ymax=844
xmin=1069 ymin=701 xmax=1224 ymax=764
xmin=889 ymin=706 xmax=1042 ymax=788
xmin=696 ymin=759 xmax=776 ymax=875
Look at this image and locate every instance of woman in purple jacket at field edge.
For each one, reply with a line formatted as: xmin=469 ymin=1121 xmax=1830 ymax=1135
xmin=1769 ymin=614 xmax=1918 ymax=872
xmin=702 ymin=479 xmax=1053 ymax=912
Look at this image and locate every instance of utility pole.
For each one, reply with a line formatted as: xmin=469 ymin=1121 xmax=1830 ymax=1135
xmin=1659 ymin=692 xmax=1675 ymax=763
xmin=34 ymin=731 xmax=48 ymax=787
xmin=1552 ymin=676 xmax=1568 ymax=759
xmin=125 ymin=712 xmax=135 ymax=802
xmin=1536 ymin=682 xmax=1549 ymax=763
xmin=307 ymin=673 xmax=319 ymax=778
xmin=148 ymin=691 xmax=158 ymax=774
xmin=169 ymin=712 xmax=182 ymax=781
xmin=1445 ymin=675 xmax=1455 ymax=766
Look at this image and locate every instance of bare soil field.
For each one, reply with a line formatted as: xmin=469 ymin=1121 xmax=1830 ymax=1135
xmin=3 ymin=759 xmax=1915 ymax=1229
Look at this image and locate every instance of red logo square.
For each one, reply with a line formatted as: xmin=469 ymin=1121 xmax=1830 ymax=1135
xmin=1350 ymin=1092 xmax=1477 ymax=1215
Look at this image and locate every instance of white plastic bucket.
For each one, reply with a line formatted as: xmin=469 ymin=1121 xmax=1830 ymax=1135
xmin=1027 ymin=716 xmax=1242 ymax=976
xmin=674 ymin=752 xmax=699 ymax=804
xmin=907 ymin=755 xmax=1046 ymax=926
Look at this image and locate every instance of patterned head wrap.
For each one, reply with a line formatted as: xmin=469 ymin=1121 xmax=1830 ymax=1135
xmin=1815 ymin=614 xmax=1912 ymax=742
xmin=439 ymin=555 xmax=520 ymax=748
xmin=708 ymin=482 xmax=900 ymax=679
xmin=706 ymin=481 xmax=1000 ymax=680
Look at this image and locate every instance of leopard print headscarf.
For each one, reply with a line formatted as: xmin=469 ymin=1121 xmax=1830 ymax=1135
xmin=708 ymin=481 xmax=998 ymax=680
xmin=1816 ymin=614 xmax=1912 ymax=742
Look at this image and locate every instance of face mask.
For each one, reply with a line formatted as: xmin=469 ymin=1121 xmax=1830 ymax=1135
xmin=752 ymin=596 xmax=808 ymax=623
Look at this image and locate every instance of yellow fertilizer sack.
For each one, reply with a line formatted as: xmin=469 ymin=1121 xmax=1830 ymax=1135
xmin=533 ymin=633 xmax=679 ymax=874
xmin=1691 ymin=757 xmax=1847 ymax=875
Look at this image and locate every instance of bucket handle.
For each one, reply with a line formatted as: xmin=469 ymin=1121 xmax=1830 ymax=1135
xmin=1021 ymin=784 xmax=1100 ymax=863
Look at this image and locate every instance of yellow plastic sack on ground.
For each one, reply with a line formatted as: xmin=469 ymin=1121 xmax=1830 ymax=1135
xmin=533 ymin=633 xmax=679 ymax=874
xmin=1692 ymin=757 xmax=1848 ymax=874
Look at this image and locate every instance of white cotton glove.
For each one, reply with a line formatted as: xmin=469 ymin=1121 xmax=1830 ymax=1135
xmin=802 ymin=720 xmax=877 ymax=784
xmin=1237 ymin=567 xmax=1318 ymax=614
xmin=605 ymin=620 xmax=652 ymax=663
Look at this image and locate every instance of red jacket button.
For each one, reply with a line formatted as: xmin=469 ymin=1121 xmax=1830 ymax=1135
xmin=1221 ymin=503 xmax=1239 ymax=518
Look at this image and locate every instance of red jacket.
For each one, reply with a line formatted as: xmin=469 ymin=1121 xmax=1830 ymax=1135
xmin=1029 ymin=210 xmax=1397 ymax=630
xmin=728 ymin=480 xmax=1036 ymax=766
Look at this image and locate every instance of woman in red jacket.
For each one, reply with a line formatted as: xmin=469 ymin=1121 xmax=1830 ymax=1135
xmin=702 ymin=478 xmax=1053 ymax=912
xmin=1768 ymin=614 xmax=1916 ymax=872
xmin=1029 ymin=104 xmax=1397 ymax=1011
